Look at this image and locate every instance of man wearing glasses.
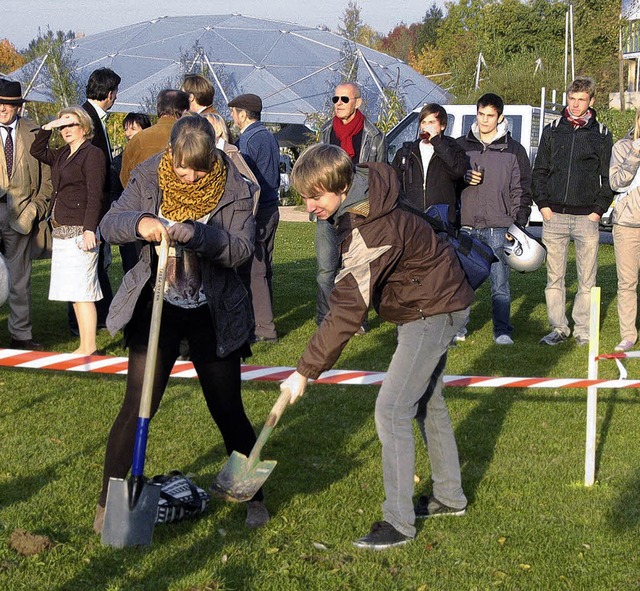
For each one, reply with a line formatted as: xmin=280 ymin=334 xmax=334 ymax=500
xmin=316 ymin=83 xmax=387 ymax=331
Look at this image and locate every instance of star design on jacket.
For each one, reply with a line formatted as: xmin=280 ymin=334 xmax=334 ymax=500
xmin=335 ymin=228 xmax=391 ymax=308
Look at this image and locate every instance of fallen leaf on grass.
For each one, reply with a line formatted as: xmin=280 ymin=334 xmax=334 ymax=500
xmin=492 ymin=570 xmax=508 ymax=580
xmin=8 ymin=529 xmax=53 ymax=556
xmin=265 ymin=547 xmax=279 ymax=554
xmin=497 ymin=536 xmax=507 ymax=545
xmin=519 ymin=564 xmax=531 ymax=571
xmin=313 ymin=542 xmax=328 ymax=551
xmin=582 ymin=543 xmax=591 ymax=550
xmin=417 ymin=585 xmax=428 ymax=591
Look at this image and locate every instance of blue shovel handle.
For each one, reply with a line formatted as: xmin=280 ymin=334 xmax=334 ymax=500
xmin=130 ymin=237 xmax=169 ymax=479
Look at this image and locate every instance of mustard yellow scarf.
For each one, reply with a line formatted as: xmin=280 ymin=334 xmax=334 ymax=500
xmin=158 ymin=150 xmax=227 ymax=222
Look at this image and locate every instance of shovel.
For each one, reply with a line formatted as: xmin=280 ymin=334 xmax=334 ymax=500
xmin=211 ymin=387 xmax=291 ymax=502
xmin=102 ymin=237 xmax=169 ymax=548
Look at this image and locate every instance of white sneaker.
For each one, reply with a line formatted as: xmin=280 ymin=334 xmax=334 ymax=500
xmin=495 ymin=334 xmax=514 ymax=345
xmin=453 ymin=328 xmax=467 ymax=343
xmin=614 ymin=339 xmax=635 ymax=352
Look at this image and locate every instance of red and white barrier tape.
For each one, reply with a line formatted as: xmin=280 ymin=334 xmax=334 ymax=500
xmin=596 ymin=351 xmax=640 ymax=360
xmin=2 ymin=348 xmax=640 ymax=389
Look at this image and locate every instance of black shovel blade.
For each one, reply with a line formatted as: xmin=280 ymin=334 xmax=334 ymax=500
xmin=101 ymin=477 xmax=161 ymax=548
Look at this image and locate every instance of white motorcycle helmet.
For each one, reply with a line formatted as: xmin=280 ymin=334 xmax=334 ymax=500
xmin=503 ymin=223 xmax=547 ymax=272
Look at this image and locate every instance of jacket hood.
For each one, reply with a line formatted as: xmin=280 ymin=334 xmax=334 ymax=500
xmin=470 ymin=117 xmax=510 ymax=144
xmin=336 ymin=163 xmax=400 ymax=223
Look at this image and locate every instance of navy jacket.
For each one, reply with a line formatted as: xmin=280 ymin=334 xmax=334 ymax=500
xmin=237 ymin=121 xmax=280 ymax=208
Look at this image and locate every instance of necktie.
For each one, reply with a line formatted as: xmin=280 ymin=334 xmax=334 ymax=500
xmin=2 ymin=126 xmax=13 ymax=178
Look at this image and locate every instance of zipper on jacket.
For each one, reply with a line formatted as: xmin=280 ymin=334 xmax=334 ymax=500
xmin=563 ymin=131 xmax=577 ymax=205
xmin=415 ymin=152 xmax=426 ymax=210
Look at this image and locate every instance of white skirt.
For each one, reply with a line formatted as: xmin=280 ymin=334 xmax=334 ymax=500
xmin=49 ymin=235 xmax=103 ymax=302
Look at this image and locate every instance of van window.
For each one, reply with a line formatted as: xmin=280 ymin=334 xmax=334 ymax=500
xmin=386 ymin=112 xmax=418 ymax=161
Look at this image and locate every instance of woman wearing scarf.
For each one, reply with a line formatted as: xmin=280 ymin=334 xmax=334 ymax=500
xmin=93 ymin=115 xmax=268 ymax=532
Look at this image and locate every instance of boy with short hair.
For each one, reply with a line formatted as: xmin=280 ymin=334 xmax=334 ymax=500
xmin=533 ymin=77 xmax=613 ymax=346
xmin=457 ymin=93 xmax=532 ymax=345
xmin=282 ymin=143 xmax=474 ymax=549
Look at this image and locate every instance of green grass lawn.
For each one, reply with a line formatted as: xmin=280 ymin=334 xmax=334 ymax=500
xmin=1 ymin=221 xmax=639 ymax=590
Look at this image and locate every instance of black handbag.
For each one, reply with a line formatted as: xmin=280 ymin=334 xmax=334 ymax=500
xmin=151 ymin=471 xmax=210 ymax=524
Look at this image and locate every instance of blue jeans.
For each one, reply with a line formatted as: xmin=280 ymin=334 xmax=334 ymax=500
xmin=315 ymin=219 xmax=340 ymax=324
xmin=468 ymin=227 xmax=512 ymax=338
xmin=376 ymin=309 xmax=469 ymax=538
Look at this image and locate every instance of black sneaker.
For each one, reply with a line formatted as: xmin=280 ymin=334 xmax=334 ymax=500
xmin=539 ymin=330 xmax=568 ymax=346
xmin=352 ymin=521 xmax=411 ymax=550
xmin=415 ymin=495 xmax=466 ymax=519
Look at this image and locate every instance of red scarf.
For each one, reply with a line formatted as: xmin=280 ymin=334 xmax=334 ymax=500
xmin=563 ymin=107 xmax=593 ymax=129
xmin=332 ymin=110 xmax=365 ymax=159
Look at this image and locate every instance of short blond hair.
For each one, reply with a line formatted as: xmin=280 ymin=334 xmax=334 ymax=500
xmin=291 ymin=144 xmax=354 ymax=198
xmin=58 ymin=105 xmax=94 ymax=139
xmin=203 ymin=112 xmax=229 ymax=142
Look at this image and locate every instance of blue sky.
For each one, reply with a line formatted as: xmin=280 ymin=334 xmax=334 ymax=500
xmin=2 ymin=1 xmax=445 ymax=50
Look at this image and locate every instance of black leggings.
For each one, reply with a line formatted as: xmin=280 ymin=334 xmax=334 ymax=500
xmin=99 ymin=302 xmax=261 ymax=505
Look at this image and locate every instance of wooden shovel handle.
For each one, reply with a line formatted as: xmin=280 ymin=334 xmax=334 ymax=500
xmin=138 ymin=237 xmax=169 ymax=420
xmin=247 ymin=388 xmax=291 ymax=463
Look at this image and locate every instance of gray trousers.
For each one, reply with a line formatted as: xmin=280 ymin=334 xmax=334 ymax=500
xmin=240 ymin=203 xmax=279 ymax=340
xmin=542 ymin=213 xmax=599 ymax=339
xmin=376 ymin=309 xmax=468 ymax=538
xmin=0 ymin=202 xmax=34 ymax=340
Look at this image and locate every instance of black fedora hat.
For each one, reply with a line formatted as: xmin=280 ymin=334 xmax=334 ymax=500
xmin=0 ymin=78 xmax=27 ymax=105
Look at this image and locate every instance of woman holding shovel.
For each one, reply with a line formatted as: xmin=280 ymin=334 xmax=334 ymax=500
xmin=94 ymin=114 xmax=269 ymax=534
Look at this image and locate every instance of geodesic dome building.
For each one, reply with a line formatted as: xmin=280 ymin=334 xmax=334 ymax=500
xmin=13 ymin=14 xmax=450 ymax=128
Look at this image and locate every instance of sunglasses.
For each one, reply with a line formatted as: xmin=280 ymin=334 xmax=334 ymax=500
xmin=59 ymin=123 xmax=80 ymax=130
xmin=332 ymin=95 xmax=359 ymax=104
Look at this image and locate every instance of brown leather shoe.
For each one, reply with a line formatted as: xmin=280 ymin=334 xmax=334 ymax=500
xmin=93 ymin=504 xmax=105 ymax=535
xmin=245 ymin=501 xmax=269 ymax=529
xmin=10 ymin=338 xmax=45 ymax=351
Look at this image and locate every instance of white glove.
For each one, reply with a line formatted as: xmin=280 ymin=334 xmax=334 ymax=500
xmin=280 ymin=371 xmax=308 ymax=404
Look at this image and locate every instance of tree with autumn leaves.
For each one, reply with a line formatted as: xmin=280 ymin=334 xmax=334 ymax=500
xmin=350 ymin=0 xmax=621 ymax=109
xmin=0 ymin=39 xmax=25 ymax=74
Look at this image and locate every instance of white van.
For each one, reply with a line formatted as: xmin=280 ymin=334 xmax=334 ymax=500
xmin=386 ymin=104 xmax=561 ymax=223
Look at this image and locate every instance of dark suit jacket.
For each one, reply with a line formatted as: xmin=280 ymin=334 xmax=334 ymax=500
xmin=82 ymin=101 xmax=112 ymax=194
xmin=30 ymin=129 xmax=107 ymax=232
